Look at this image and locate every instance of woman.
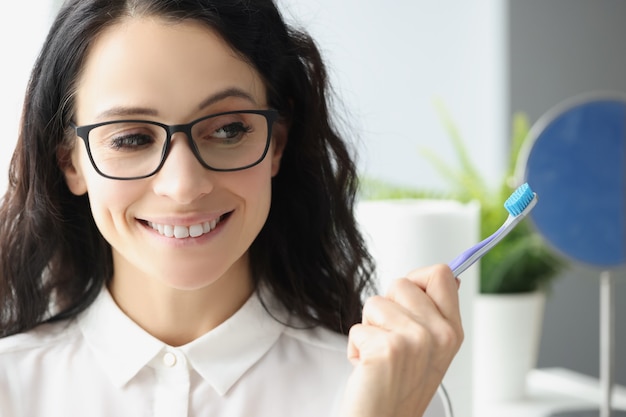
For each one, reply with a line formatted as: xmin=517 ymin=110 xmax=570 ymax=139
xmin=0 ymin=0 xmax=463 ymax=416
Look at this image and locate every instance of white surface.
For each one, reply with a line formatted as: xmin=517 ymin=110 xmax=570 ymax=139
xmin=477 ymin=367 xmax=626 ymax=417
xmin=473 ymin=292 xmax=546 ymax=404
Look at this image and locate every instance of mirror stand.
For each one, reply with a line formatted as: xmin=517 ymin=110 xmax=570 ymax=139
xmin=548 ymin=271 xmax=626 ymax=417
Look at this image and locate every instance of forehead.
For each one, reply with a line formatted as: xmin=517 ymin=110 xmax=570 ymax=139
xmin=74 ymin=17 xmax=267 ymax=123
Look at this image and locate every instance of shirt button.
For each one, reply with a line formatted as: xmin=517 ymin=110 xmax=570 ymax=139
xmin=163 ymin=351 xmax=177 ymax=367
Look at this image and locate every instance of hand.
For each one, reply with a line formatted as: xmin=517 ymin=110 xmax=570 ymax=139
xmin=339 ymin=264 xmax=463 ymax=417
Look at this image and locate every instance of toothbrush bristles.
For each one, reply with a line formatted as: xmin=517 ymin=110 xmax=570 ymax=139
xmin=504 ymin=183 xmax=534 ymax=216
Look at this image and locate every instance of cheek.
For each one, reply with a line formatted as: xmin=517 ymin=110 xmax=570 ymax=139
xmin=232 ymin=161 xmax=274 ymax=219
xmin=84 ymin=177 xmax=142 ymax=228
xmin=65 ymin=145 xmax=125 ymax=229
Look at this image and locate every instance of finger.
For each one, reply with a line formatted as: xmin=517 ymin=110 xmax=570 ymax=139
xmin=404 ymin=263 xmax=455 ymax=292
xmin=404 ymin=264 xmax=461 ymax=323
xmin=347 ymin=322 xmax=392 ymax=363
xmin=361 ymin=295 xmax=423 ymax=330
xmin=385 ymin=277 xmax=454 ymax=327
xmin=344 ymin=324 xmax=420 ymax=417
xmin=361 ymin=294 xmax=453 ymax=353
xmin=385 ymin=277 xmax=437 ymax=318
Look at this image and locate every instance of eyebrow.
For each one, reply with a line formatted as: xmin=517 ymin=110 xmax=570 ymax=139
xmin=197 ymin=87 xmax=258 ymax=110
xmin=92 ymin=87 xmax=259 ymax=121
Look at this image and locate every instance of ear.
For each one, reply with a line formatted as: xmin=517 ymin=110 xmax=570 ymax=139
xmin=270 ymin=119 xmax=288 ymax=177
xmin=57 ymin=143 xmax=88 ymax=196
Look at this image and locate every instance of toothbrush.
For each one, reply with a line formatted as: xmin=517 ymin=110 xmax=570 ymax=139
xmin=448 ymin=182 xmax=538 ymax=277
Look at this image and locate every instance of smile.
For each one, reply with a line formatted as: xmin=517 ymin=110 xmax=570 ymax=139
xmin=146 ymin=215 xmax=226 ymax=239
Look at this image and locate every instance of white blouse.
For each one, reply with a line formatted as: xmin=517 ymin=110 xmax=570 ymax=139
xmin=0 ymin=287 xmax=450 ymax=417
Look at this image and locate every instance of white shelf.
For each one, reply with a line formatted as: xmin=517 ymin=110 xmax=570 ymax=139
xmin=475 ymin=367 xmax=626 ymax=417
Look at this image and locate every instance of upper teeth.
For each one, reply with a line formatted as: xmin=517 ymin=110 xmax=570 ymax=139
xmin=148 ymin=217 xmax=221 ymax=239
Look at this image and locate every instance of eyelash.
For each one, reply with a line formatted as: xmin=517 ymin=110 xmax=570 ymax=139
xmin=108 ymin=132 xmax=155 ymax=150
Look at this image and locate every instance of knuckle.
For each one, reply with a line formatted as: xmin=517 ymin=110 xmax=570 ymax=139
xmin=386 ymin=277 xmax=412 ymax=293
xmin=431 ymin=263 xmax=454 ymax=278
xmin=363 ymin=295 xmax=385 ymax=314
xmin=381 ymin=331 xmax=410 ymax=358
xmin=347 ymin=322 xmax=363 ymax=337
xmin=407 ymin=320 xmax=462 ymax=355
xmin=437 ymin=322 xmax=464 ymax=352
xmin=410 ymin=323 xmax=434 ymax=347
xmin=362 ymin=295 xmax=384 ymax=313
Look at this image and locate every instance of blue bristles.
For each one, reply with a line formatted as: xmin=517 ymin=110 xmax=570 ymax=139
xmin=504 ymin=183 xmax=534 ymax=216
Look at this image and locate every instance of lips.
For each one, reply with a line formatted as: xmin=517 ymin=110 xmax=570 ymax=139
xmin=146 ymin=214 xmax=226 ymax=239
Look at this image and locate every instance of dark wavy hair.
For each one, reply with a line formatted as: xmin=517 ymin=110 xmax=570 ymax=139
xmin=0 ymin=0 xmax=376 ymax=338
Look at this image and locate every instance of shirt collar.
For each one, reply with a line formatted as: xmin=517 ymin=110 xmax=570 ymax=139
xmin=77 ymin=286 xmax=287 ymax=395
xmin=180 ymin=288 xmax=287 ymax=395
xmin=77 ymin=287 xmax=165 ymax=388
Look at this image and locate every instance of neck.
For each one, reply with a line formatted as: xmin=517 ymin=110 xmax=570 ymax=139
xmin=108 ymin=256 xmax=254 ymax=347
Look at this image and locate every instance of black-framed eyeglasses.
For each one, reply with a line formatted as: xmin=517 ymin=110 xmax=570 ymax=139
xmin=71 ymin=109 xmax=279 ymax=180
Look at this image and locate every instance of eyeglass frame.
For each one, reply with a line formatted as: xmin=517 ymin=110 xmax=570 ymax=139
xmin=70 ymin=108 xmax=279 ymax=180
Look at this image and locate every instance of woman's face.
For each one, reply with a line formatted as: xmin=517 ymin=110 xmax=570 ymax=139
xmin=64 ymin=17 xmax=285 ymax=291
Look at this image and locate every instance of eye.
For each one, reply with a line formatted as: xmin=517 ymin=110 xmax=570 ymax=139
xmin=90 ymin=122 xmax=163 ymax=152
xmin=213 ymin=122 xmax=252 ymax=142
xmin=108 ymin=132 xmax=155 ymax=150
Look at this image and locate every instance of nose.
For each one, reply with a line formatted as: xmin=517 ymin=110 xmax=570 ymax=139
xmin=151 ymin=133 xmax=214 ymax=204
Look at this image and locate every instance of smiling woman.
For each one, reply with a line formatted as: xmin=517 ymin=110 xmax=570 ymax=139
xmin=0 ymin=1 xmax=463 ymax=416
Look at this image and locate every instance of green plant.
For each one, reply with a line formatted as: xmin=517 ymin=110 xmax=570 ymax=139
xmin=360 ymin=103 xmax=565 ymax=294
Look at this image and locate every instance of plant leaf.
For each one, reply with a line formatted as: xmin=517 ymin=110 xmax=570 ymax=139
xmin=432 ymin=99 xmax=488 ymax=201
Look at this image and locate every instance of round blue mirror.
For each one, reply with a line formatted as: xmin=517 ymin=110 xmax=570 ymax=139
xmin=518 ymin=94 xmax=626 ymax=269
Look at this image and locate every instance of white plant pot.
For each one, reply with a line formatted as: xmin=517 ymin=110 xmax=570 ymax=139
xmin=473 ymin=291 xmax=546 ymax=407
xmin=356 ymin=199 xmax=480 ymax=417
